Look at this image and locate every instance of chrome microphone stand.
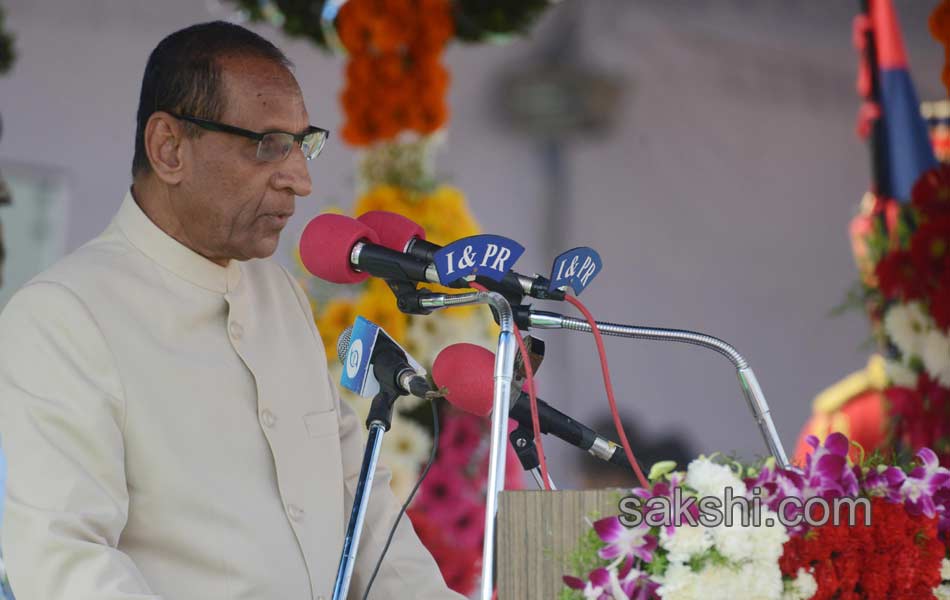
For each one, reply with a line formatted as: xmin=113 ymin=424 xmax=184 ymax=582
xmin=418 ymin=290 xmax=517 ymax=600
xmin=523 ymin=309 xmax=790 ymax=469
xmin=332 ymin=387 xmax=400 ymax=600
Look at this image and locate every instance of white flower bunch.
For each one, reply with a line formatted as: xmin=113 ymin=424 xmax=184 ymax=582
xmin=782 ymin=568 xmax=817 ymax=600
xmin=935 ymin=558 xmax=950 ymax=600
xmin=685 ymin=459 xmax=746 ymax=499
xmin=884 ymin=358 xmax=918 ymax=387
xmin=654 ymin=457 xmax=806 ymax=600
xmin=880 ymin=300 xmax=950 ymax=388
xmin=884 ymin=301 xmax=933 ymax=362
xmin=922 ymin=329 xmax=950 ymax=387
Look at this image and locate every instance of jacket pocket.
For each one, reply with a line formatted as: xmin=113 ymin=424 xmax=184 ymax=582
xmin=303 ymin=409 xmax=339 ymax=438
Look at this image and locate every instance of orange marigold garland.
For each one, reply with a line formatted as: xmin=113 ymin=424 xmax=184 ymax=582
xmin=931 ymin=0 xmax=950 ymax=98
xmin=337 ymin=0 xmax=453 ymax=146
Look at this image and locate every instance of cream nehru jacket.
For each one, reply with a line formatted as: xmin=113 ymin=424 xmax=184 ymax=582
xmin=0 ymin=191 xmax=463 ymax=600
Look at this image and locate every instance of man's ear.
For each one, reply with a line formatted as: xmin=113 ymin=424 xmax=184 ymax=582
xmin=144 ymin=112 xmax=188 ymax=184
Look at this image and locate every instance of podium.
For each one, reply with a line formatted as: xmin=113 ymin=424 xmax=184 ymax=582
xmin=496 ymin=489 xmax=625 ymax=599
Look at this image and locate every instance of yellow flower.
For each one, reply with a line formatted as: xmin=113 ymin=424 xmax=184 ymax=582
xmin=354 ymin=184 xmax=412 ymax=216
xmin=353 ymin=279 xmax=409 ymax=344
xmin=416 ymin=185 xmax=479 ymax=245
xmin=316 ymin=299 xmax=358 ymax=360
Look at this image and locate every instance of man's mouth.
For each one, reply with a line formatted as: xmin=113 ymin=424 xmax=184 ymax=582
xmin=263 ymin=212 xmax=293 ymax=227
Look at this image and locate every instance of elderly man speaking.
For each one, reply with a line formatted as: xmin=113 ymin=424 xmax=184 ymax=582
xmin=0 ymin=21 xmax=462 ymax=600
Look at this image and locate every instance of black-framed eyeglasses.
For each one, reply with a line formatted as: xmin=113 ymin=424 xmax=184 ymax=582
xmin=167 ymin=112 xmax=329 ymax=162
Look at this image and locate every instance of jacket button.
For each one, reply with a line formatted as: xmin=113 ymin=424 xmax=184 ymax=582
xmin=287 ymin=503 xmax=304 ymax=522
xmin=229 ymin=321 xmax=244 ymax=340
xmin=261 ymin=409 xmax=276 ymax=428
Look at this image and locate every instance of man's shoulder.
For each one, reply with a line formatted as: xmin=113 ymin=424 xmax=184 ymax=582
xmin=13 ymin=224 xmax=138 ymax=303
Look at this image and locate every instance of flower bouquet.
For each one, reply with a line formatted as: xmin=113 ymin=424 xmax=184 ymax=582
xmin=842 ymin=163 xmax=950 ymax=463
xmin=563 ymin=433 xmax=950 ymax=600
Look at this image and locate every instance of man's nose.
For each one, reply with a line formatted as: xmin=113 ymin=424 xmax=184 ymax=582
xmin=272 ymin=145 xmax=313 ymax=197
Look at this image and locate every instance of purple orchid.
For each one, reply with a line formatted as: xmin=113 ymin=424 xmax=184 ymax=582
xmin=629 ymin=473 xmax=688 ymax=536
xmin=745 ymin=465 xmax=808 ymax=533
xmin=563 ymin=567 xmax=611 ymax=600
xmin=900 ymin=447 xmax=950 ymax=518
xmin=800 ymin=433 xmax=860 ymax=499
xmin=933 ymin=484 xmax=950 ymax=537
xmin=563 ymin=563 xmax=659 ymax=600
xmin=630 ymin=472 xmax=684 ymax=502
xmin=616 ymin=564 xmax=660 ymax=600
xmin=593 ymin=516 xmax=657 ymax=563
xmin=861 ymin=465 xmax=906 ymax=503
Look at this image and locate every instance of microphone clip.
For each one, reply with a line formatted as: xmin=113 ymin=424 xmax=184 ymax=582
xmin=385 ymin=279 xmax=436 ymax=315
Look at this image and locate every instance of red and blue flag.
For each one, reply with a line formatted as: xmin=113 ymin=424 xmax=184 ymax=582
xmin=865 ymin=0 xmax=938 ymax=202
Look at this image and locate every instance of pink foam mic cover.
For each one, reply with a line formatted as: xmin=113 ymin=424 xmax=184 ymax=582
xmin=356 ymin=210 xmax=426 ymax=253
xmin=298 ymin=213 xmax=381 ymax=284
xmin=432 ymin=343 xmax=496 ymax=417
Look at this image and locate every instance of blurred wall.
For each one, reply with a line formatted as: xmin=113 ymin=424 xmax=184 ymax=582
xmin=0 ymin=0 xmax=945 ymax=487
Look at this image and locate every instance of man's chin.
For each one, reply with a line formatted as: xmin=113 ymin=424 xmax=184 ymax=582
xmin=243 ymin=237 xmax=281 ymax=261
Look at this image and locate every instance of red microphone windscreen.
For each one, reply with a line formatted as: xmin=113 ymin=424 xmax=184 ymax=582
xmin=298 ymin=214 xmax=380 ymax=284
xmin=432 ymin=343 xmax=495 ymax=417
xmin=356 ymin=210 xmax=426 ymax=252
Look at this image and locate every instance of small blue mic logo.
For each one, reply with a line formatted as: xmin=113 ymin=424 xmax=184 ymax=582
xmin=345 ymin=338 xmax=363 ymax=380
xmin=549 ymin=247 xmax=603 ymax=296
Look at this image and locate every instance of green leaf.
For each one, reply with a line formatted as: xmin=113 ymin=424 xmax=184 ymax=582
xmin=561 ymin=523 xmax=607 ymax=589
xmin=648 ymin=460 xmax=678 ymax=481
xmin=646 ymin=551 xmax=669 ymax=576
xmin=829 ymin=280 xmax=877 ymax=318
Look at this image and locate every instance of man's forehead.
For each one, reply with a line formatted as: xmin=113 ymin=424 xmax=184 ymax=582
xmin=218 ymin=55 xmax=309 ymax=128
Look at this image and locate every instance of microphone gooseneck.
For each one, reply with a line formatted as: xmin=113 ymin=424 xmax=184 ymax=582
xmin=525 ymin=310 xmax=790 ymax=469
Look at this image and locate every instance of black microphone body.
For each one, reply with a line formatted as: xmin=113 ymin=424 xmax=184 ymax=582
xmin=353 ymin=242 xmax=528 ymax=299
xmin=508 ymin=391 xmax=630 ymax=468
xmin=404 ymin=238 xmax=565 ymax=301
xmin=403 ymin=237 xmax=441 ymax=264
xmin=354 ymin=243 xmax=433 ymax=284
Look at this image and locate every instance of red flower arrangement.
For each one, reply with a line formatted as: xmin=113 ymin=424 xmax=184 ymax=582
xmin=884 ymin=374 xmax=950 ymax=461
xmin=873 ymin=167 xmax=950 ymax=304
xmin=779 ymin=497 xmax=944 ymax=599
xmin=844 ymin=163 xmax=950 ymax=465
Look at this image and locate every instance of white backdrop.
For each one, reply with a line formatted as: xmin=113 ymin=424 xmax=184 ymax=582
xmin=0 ymin=0 xmax=945 ymax=487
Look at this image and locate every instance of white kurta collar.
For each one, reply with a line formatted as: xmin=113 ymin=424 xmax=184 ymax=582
xmin=114 ymin=190 xmax=243 ymax=294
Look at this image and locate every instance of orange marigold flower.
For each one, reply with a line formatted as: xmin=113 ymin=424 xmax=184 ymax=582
xmin=337 ymin=4 xmax=374 ymax=54
xmin=930 ymin=0 xmax=950 ymax=96
xmin=374 ymin=54 xmax=411 ymax=85
xmin=368 ymin=17 xmax=409 ymax=54
xmin=337 ymin=0 xmax=453 ymax=146
xmin=346 ymin=56 xmax=376 ymax=86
